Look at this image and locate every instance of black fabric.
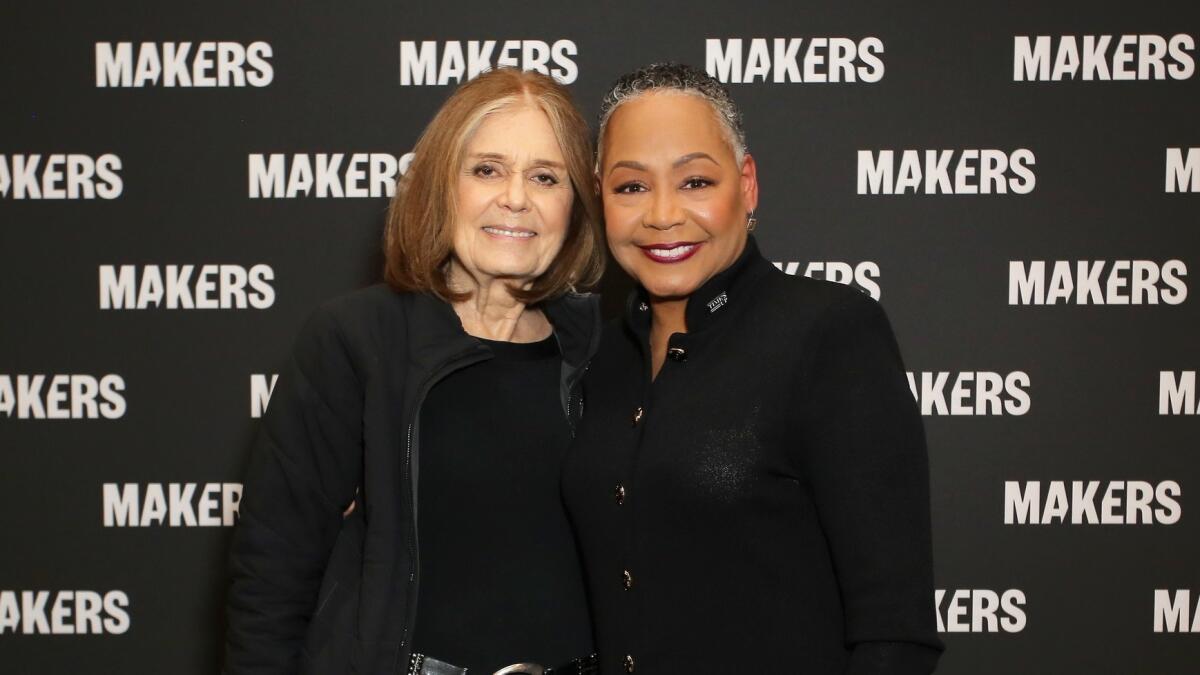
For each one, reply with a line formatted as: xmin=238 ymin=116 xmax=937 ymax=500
xmin=562 ymin=237 xmax=944 ymax=674
xmin=412 ymin=335 xmax=593 ymax=671
xmin=224 ymin=285 xmax=601 ymax=675
xmin=410 ymin=652 xmax=600 ymax=675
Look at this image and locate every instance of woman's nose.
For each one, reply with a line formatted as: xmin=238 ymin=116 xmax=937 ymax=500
xmin=644 ymin=190 xmax=683 ymax=230
xmin=498 ymin=173 xmax=529 ymax=212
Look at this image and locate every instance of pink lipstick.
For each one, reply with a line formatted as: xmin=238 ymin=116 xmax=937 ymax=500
xmin=638 ymin=241 xmax=703 ymax=264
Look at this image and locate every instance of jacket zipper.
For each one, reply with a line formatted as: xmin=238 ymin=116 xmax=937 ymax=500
xmin=400 ymin=348 xmax=489 ymax=657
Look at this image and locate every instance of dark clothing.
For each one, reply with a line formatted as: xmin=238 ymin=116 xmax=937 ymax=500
xmin=413 ymin=335 xmax=593 ymax=671
xmin=225 ymin=285 xmax=601 ymax=675
xmin=562 ymin=237 xmax=943 ymax=674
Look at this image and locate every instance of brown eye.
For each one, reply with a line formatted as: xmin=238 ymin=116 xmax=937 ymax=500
xmin=474 ymin=164 xmax=498 ymax=177
xmin=615 ymin=182 xmax=646 ymax=194
xmin=682 ymin=177 xmax=713 ymax=189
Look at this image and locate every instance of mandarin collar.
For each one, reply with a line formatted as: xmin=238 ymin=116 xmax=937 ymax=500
xmin=624 ymin=235 xmax=773 ymax=336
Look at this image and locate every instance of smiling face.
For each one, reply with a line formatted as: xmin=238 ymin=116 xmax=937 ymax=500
xmin=449 ymin=103 xmax=574 ymax=293
xmin=600 ymin=91 xmax=758 ymax=303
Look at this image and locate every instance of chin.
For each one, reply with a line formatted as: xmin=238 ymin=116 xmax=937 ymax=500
xmin=640 ymin=275 xmax=702 ymax=301
xmin=618 ymin=252 xmax=708 ymax=300
xmin=487 ymin=269 xmax=541 ymax=284
xmin=477 ymin=254 xmax=540 ymax=276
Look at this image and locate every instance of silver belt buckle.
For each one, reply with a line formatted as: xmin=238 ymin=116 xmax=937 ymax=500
xmin=493 ymin=663 xmax=545 ymax=675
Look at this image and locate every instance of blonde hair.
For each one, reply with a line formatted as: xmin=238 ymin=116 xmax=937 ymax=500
xmin=384 ymin=68 xmax=604 ymax=304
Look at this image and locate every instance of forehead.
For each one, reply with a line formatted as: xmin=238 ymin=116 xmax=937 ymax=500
xmin=603 ymin=91 xmax=731 ymax=163
xmin=464 ymin=103 xmax=563 ymax=157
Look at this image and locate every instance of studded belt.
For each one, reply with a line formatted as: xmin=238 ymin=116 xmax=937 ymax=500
xmin=408 ymin=652 xmax=599 ymax=675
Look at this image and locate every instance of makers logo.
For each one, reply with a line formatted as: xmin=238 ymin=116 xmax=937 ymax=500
xmin=1004 ymin=480 xmax=1182 ymax=525
xmin=706 ymin=37 xmax=884 ymax=83
xmin=857 ymin=149 xmax=1035 ymax=195
xmin=95 ymin=41 xmax=273 ymax=87
xmin=99 ymin=264 xmax=275 ymax=310
xmin=1014 ymin=34 xmax=1196 ymax=82
xmin=399 ymin=39 xmax=578 ymax=85
xmin=1009 ymin=260 xmax=1187 ymax=305
xmin=248 ymin=153 xmax=414 ymax=199
xmin=0 ymin=591 xmax=130 ymax=635
xmin=936 ymin=589 xmax=1027 ymax=633
xmin=1167 ymin=148 xmax=1199 ymax=193
xmin=1156 ymin=590 xmax=1200 ymax=633
xmin=0 ymin=374 xmax=126 ymax=420
xmin=907 ymin=371 xmax=1030 ymax=416
xmin=0 ymin=154 xmax=122 ymax=200
xmin=251 ymin=373 xmax=279 ymax=418
xmin=103 ymin=482 xmax=242 ymax=527
xmin=1161 ymin=371 xmax=1199 ymax=415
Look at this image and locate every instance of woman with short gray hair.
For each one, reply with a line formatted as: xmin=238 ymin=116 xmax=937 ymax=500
xmin=564 ymin=62 xmax=943 ymax=674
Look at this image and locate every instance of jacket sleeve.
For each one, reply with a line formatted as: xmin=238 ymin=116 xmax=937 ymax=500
xmin=796 ymin=292 xmax=944 ymax=675
xmin=224 ymin=305 xmax=365 ymax=674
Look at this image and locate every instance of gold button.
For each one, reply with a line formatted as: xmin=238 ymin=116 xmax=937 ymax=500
xmin=623 ymin=655 xmax=636 ymax=672
xmin=614 ymin=483 xmax=626 ymax=505
xmin=667 ymin=346 xmax=687 ymax=362
xmin=632 ymin=406 xmax=644 ymax=426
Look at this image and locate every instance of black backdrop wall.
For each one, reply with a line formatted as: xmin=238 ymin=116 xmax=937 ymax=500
xmin=2 ymin=1 xmax=1198 ymax=673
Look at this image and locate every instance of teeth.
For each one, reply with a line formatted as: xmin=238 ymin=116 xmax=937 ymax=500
xmin=650 ymin=245 xmax=696 ymax=259
xmin=483 ymin=226 xmax=535 ymax=238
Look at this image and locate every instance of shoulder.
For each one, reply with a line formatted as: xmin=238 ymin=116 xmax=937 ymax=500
xmin=544 ymin=291 xmax=603 ymax=363
xmin=747 ymin=270 xmax=905 ymax=378
xmin=304 ymin=283 xmax=417 ymax=339
xmin=314 ymin=283 xmax=406 ymax=325
xmin=551 ymin=290 xmax=601 ymax=315
xmin=544 ymin=291 xmax=601 ymax=334
xmin=761 ymin=273 xmax=905 ymax=375
xmin=753 ymin=267 xmax=885 ymax=335
xmin=293 ymin=284 xmax=412 ymax=369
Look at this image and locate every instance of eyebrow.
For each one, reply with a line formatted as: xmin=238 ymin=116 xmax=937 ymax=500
xmin=607 ymin=160 xmax=647 ymax=175
xmin=673 ymin=152 xmax=720 ymax=168
xmin=470 ymin=152 xmax=565 ymax=170
xmin=606 ymin=152 xmax=720 ymax=176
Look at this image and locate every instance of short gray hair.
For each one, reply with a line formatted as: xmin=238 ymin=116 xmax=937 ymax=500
xmin=596 ymin=62 xmax=747 ymax=170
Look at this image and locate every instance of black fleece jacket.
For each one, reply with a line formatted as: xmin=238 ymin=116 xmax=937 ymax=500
xmin=224 ymin=285 xmax=600 ymax=675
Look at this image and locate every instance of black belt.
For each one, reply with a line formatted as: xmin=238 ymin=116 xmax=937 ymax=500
xmin=408 ymin=652 xmax=598 ymax=675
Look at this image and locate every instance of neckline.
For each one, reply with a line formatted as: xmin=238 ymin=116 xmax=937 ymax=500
xmin=475 ymin=334 xmax=560 ymax=361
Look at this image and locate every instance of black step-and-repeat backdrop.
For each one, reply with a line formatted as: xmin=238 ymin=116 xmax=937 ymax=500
xmin=2 ymin=1 xmax=1198 ymax=672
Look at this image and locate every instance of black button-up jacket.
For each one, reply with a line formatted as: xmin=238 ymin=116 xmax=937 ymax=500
xmin=563 ymin=237 xmax=943 ymax=674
